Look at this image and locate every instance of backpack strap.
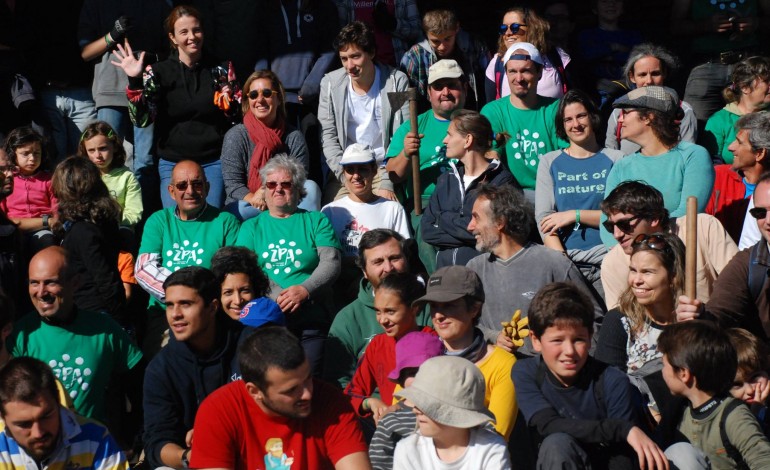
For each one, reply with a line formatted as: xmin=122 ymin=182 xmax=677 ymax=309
xmin=720 ymin=398 xmax=751 ymax=470
xmin=546 ymin=48 xmax=569 ymax=95
xmin=748 ymin=241 xmax=769 ymax=303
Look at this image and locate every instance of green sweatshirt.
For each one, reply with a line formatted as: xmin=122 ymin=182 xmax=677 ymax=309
xmin=702 ymin=103 xmax=741 ymax=165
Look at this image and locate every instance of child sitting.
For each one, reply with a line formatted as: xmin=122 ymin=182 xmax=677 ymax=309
xmin=393 ymin=355 xmax=511 ymax=469
xmin=369 ymin=331 xmax=444 ymax=470
xmin=512 ymin=282 xmax=667 ymax=469
xmin=727 ymin=328 xmax=770 ymax=416
xmin=1 ymin=126 xmax=56 ymax=255
xmin=658 ymin=321 xmax=770 ymax=469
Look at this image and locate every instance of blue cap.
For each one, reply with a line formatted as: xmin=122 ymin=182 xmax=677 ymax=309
xmin=239 ymin=298 xmax=286 ymax=328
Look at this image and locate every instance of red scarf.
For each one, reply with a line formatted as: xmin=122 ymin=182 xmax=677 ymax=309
xmin=245 ymin=112 xmax=285 ymax=193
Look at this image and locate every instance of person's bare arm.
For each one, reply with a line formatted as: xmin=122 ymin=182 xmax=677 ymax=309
xmin=335 ymin=452 xmax=372 ymax=470
xmin=159 ymin=443 xmax=188 ymax=468
xmin=10 ymin=217 xmax=45 ymax=232
xmin=81 ymin=35 xmax=113 ymax=62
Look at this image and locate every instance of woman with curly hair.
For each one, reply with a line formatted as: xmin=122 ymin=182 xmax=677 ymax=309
xmin=52 ymin=157 xmax=127 ymax=325
xmin=485 ymin=5 xmax=571 ymax=101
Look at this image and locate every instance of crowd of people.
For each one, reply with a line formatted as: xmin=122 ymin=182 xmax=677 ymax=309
xmin=1 ymin=0 xmax=770 ymax=469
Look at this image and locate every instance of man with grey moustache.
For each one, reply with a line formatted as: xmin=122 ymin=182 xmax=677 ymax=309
xmin=466 ymin=184 xmax=604 ymax=356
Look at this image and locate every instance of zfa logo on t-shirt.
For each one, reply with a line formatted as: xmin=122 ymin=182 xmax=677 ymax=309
xmin=166 ymin=240 xmax=204 ymax=270
xmin=49 ymin=354 xmax=92 ymax=399
xmin=510 ymin=129 xmax=546 ymax=167
xmin=263 ymin=239 xmax=303 ymax=275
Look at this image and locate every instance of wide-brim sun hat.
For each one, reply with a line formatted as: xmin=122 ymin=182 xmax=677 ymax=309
xmin=395 ymin=356 xmax=495 ymax=429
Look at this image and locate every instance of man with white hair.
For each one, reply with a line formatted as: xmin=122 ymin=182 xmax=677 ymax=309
xmin=481 ymin=42 xmax=564 ymax=202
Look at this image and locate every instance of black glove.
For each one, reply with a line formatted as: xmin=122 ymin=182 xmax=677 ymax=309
xmin=109 ymin=15 xmax=131 ymax=44
xmin=373 ymin=1 xmax=397 ymax=32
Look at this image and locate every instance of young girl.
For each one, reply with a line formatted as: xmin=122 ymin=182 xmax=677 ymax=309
xmin=728 ymin=328 xmax=770 ymax=418
xmin=51 ymin=157 xmax=127 ymax=324
xmin=1 ymin=126 xmax=56 ymax=254
xmin=78 ymin=121 xmax=144 ymax=304
xmin=345 ymin=272 xmax=435 ymax=424
xmin=78 ymin=121 xmax=143 ymax=229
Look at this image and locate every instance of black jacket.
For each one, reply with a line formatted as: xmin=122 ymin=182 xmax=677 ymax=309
xmin=421 ymin=158 xmax=519 ymax=268
xmin=143 ymin=314 xmax=252 ymax=468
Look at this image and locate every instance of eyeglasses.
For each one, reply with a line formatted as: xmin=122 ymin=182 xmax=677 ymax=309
xmin=499 ymin=23 xmax=526 ymax=35
xmin=620 ymin=108 xmax=639 ymax=117
xmin=602 ymin=216 xmax=640 ymax=234
xmin=429 ymin=80 xmax=462 ymax=92
xmin=749 ymin=207 xmax=769 ymax=220
xmin=173 ymin=180 xmax=205 ymax=192
xmin=247 ymin=89 xmax=279 ymax=100
xmin=266 ymin=181 xmax=293 ymax=190
xmin=632 ymin=234 xmax=671 ymax=252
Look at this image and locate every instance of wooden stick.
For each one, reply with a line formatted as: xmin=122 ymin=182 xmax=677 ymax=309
xmin=407 ymin=88 xmax=422 ymax=215
xmin=685 ymin=196 xmax=697 ymax=300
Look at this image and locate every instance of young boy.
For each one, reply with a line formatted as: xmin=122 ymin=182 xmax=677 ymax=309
xmin=658 ymin=321 xmax=770 ymax=469
xmin=399 ymin=9 xmax=488 ymax=110
xmin=512 ymin=282 xmax=667 ymax=469
xmin=727 ymin=328 xmax=770 ymax=411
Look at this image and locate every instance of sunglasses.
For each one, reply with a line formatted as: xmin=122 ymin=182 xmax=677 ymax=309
xmin=247 ymin=89 xmax=279 ymax=100
xmin=173 ymin=180 xmax=205 ymax=192
xmin=602 ymin=216 xmax=640 ymax=234
xmin=632 ymin=233 xmax=671 ymax=252
xmin=266 ymin=181 xmax=293 ymax=190
xmin=429 ymin=80 xmax=462 ymax=91
xmin=620 ymin=108 xmax=639 ymax=117
xmin=499 ymin=23 xmax=526 ymax=35
xmin=749 ymin=207 xmax=769 ymax=220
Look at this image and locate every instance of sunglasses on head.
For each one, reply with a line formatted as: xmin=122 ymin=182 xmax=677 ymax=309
xmin=174 ymin=180 xmax=205 ymax=192
xmin=266 ymin=181 xmax=293 ymax=190
xmin=602 ymin=216 xmax=640 ymax=234
xmin=749 ymin=207 xmax=769 ymax=220
xmin=632 ymin=233 xmax=670 ymax=251
xmin=499 ymin=23 xmax=526 ymax=35
xmin=247 ymin=88 xmax=278 ymax=100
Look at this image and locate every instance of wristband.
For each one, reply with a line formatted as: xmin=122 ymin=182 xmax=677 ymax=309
xmin=42 ymin=214 xmax=49 ymax=229
xmin=362 ymin=398 xmax=370 ymax=411
xmin=104 ymin=33 xmax=114 ymax=48
xmin=574 ymin=209 xmax=581 ymax=230
xmin=181 ymin=448 xmax=190 ymax=468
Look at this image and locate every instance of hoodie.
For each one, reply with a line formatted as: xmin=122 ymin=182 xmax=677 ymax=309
xmin=143 ymin=314 xmax=252 ymax=469
xmin=421 ymin=158 xmax=518 ymax=269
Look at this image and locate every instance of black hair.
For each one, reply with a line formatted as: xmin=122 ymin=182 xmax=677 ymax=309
xmin=239 ymin=326 xmax=306 ymax=390
xmin=4 ymin=126 xmax=47 ymax=168
xmin=357 ymin=229 xmax=406 ymax=269
xmin=658 ymin=320 xmax=737 ymax=396
xmin=528 ymin=282 xmax=594 ymax=338
xmin=555 ymin=89 xmax=602 ymax=142
xmin=600 ymin=180 xmax=670 ymax=226
xmin=210 ymin=246 xmax=270 ymax=299
xmin=375 ymin=272 xmax=426 ymax=307
xmin=333 ymin=21 xmax=376 ymax=56
xmin=163 ymin=266 xmax=220 ymax=306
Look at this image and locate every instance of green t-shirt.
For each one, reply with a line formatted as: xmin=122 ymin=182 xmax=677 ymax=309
xmin=386 ymin=111 xmax=451 ymax=202
xmin=10 ymin=309 xmax=143 ymax=422
xmin=236 ymin=210 xmax=341 ymax=287
xmin=236 ymin=210 xmax=341 ymax=328
xmin=138 ymin=205 xmax=241 ymax=308
xmin=481 ymin=96 xmax=565 ymax=190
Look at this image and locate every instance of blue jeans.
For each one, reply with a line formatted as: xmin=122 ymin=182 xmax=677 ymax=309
xmin=40 ymin=87 xmax=97 ymax=161
xmin=224 ymin=180 xmax=322 ymax=221
xmin=159 ymin=158 xmax=225 ymax=209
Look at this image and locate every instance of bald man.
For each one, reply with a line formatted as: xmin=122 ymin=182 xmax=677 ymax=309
xmin=8 ymin=246 xmax=143 ymax=427
xmin=135 ymin=160 xmax=241 ymax=357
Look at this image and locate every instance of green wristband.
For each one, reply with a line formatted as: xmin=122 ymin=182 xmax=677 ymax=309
xmin=105 ymin=33 xmax=114 ymax=48
xmin=574 ymin=209 xmax=581 ymax=230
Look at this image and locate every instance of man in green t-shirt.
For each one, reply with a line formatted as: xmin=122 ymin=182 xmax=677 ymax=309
xmin=10 ymin=247 xmax=144 ymax=429
xmin=481 ymin=42 xmax=564 ymax=200
xmin=136 ymin=160 xmax=241 ymax=358
xmin=386 ymin=59 xmax=467 ymax=272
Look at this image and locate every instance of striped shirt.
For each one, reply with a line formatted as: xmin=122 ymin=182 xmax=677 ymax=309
xmin=0 ymin=407 xmax=127 ymax=470
xmin=369 ymin=402 xmax=417 ymax=470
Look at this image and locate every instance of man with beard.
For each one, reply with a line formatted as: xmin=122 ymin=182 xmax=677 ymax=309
xmin=0 ymin=357 xmax=127 ymax=468
xmin=466 ymin=184 xmax=603 ymax=356
xmin=386 ymin=59 xmax=467 ymax=272
xmin=482 ymin=42 xmax=565 ymax=202
xmin=190 ymin=326 xmax=371 ymax=470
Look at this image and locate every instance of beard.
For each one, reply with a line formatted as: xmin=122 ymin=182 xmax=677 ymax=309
xmin=260 ymin=394 xmax=312 ymax=420
xmin=7 ymin=428 xmax=58 ymax=462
